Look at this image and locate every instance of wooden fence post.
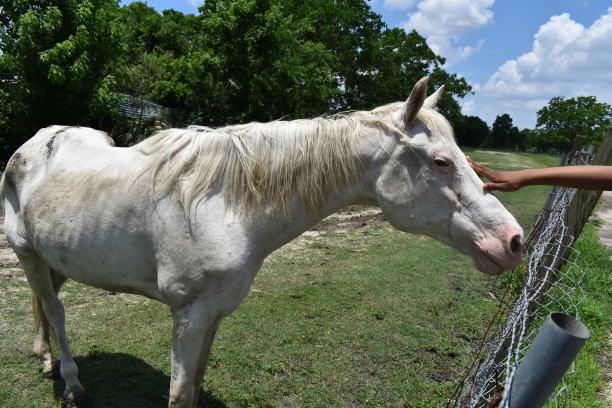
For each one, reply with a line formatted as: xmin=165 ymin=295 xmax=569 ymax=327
xmin=566 ymin=129 xmax=612 ymax=241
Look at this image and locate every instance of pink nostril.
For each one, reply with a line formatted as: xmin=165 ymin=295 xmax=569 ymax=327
xmin=510 ymin=234 xmax=524 ymax=255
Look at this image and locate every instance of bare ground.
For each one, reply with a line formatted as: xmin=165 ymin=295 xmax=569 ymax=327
xmin=304 ymin=205 xmax=387 ymax=236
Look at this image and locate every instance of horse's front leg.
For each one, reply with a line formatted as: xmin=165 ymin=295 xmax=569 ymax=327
xmin=168 ymin=301 xmax=219 ymax=408
xmin=191 ymin=316 xmax=224 ymax=408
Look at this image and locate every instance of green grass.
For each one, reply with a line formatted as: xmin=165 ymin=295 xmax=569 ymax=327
xmin=0 ymin=150 xmax=608 ymax=407
xmin=542 ymin=222 xmax=611 ymax=408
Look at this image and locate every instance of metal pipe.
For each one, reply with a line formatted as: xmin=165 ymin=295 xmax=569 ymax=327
xmin=504 ymin=312 xmax=590 ymax=408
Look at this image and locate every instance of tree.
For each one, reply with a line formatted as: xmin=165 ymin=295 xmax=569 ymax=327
xmin=430 ymin=68 xmax=472 ymax=129
xmin=197 ymin=0 xmax=339 ymax=124
xmin=284 ymin=0 xmax=471 ymax=112
xmin=455 ymin=115 xmax=490 ymax=147
xmin=522 ymin=128 xmax=548 ymax=153
xmin=112 ymin=2 xmax=163 ymax=62
xmin=536 ymin=96 xmax=611 ymax=150
xmin=0 ymin=0 xmax=477 ymax=162
xmin=491 ymin=114 xmax=521 ymax=149
xmin=0 ymin=0 xmax=123 ymax=163
xmin=113 ymin=3 xmax=201 ymax=62
xmin=284 ymin=0 xmax=387 ymax=110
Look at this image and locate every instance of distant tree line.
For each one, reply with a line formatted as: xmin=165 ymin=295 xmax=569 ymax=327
xmin=1 ymin=1 xmax=610 ymax=164
xmin=458 ymin=96 xmax=611 ymax=154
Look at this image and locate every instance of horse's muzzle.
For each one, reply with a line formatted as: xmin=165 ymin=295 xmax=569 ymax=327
xmin=473 ymin=229 xmax=524 ymax=275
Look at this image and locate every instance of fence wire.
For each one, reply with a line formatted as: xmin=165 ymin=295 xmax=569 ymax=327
xmin=450 ymin=183 xmax=589 ymax=408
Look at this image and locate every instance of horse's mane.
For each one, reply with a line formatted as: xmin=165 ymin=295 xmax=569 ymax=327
xmin=137 ymin=113 xmax=379 ymax=217
xmin=136 ymin=107 xmax=451 ymax=218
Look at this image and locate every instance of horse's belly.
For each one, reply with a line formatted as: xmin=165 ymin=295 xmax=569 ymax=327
xmin=46 ymin=234 xmax=158 ymax=296
xmin=35 ymin=224 xmax=160 ymax=297
xmin=24 ymin=185 xmax=162 ymax=299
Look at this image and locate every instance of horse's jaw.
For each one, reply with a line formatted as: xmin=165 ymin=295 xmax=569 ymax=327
xmin=469 ymin=228 xmax=525 ymax=275
xmin=397 ymin=213 xmax=525 ymax=276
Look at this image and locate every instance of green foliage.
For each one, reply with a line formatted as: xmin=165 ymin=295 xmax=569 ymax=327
xmin=284 ymin=0 xmax=390 ymax=110
xmin=536 ymin=96 xmax=612 ymax=150
xmin=197 ymin=0 xmax=340 ymax=123
xmin=0 ymin=0 xmax=472 ymax=162
xmin=454 ymin=115 xmax=490 ymax=147
xmin=491 ymin=113 xmax=521 ymax=149
xmin=0 ymin=0 xmax=123 ymax=161
xmin=493 ymin=96 xmax=611 ymax=154
xmin=542 ymin=222 xmax=611 ymax=408
xmin=5 ymin=0 xmax=609 ymax=162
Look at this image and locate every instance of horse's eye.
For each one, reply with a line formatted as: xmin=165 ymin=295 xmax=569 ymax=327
xmin=434 ymin=158 xmax=449 ymax=167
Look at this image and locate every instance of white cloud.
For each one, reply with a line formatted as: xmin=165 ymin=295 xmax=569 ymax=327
xmin=469 ymin=82 xmax=481 ymax=93
xmin=484 ymin=9 xmax=612 ymax=101
xmin=461 ymin=99 xmax=476 ymax=115
xmin=401 ymin=0 xmax=495 ymax=65
xmin=476 ymin=8 xmax=612 ymax=128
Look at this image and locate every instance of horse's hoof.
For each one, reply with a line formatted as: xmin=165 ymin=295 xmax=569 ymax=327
xmin=60 ymin=395 xmax=88 ymax=408
xmin=61 ymin=389 xmax=88 ymax=407
xmin=42 ymin=360 xmax=61 ymax=379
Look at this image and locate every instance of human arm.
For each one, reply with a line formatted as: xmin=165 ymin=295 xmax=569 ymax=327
xmin=466 ymin=156 xmax=612 ymax=192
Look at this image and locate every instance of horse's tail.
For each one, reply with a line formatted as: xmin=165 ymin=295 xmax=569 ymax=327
xmin=0 ymin=171 xmax=6 ymax=202
xmin=32 ymin=293 xmax=58 ymax=349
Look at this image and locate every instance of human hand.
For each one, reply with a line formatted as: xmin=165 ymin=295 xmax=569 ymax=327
xmin=466 ymin=156 xmax=525 ymax=192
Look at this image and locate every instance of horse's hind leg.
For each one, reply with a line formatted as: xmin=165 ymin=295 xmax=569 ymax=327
xmin=18 ymin=251 xmax=86 ymax=406
xmin=32 ymin=269 xmax=67 ymax=379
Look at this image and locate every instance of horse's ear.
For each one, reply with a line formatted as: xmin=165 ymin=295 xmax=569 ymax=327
xmin=423 ymin=85 xmax=444 ymax=109
xmin=396 ymin=76 xmax=429 ymax=126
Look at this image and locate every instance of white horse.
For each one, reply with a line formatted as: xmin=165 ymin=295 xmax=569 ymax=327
xmin=1 ymin=77 xmax=523 ymax=407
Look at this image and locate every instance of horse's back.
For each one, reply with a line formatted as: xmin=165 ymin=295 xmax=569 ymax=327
xmin=3 ymin=126 xmax=115 ymax=193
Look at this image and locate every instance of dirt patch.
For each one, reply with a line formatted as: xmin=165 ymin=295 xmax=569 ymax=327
xmin=0 ymin=239 xmax=21 ymax=270
xmin=305 ymin=205 xmax=388 ymax=236
xmin=596 ymin=192 xmax=612 ymax=248
xmin=0 ymin=217 xmax=22 ymax=278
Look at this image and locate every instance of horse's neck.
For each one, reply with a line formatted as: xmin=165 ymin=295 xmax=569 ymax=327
xmin=250 ymin=138 xmax=378 ymax=255
xmin=248 ymin=187 xmax=370 ymax=256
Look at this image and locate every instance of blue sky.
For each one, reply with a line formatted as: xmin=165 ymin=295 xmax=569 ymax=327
xmin=120 ymin=0 xmax=612 ymax=129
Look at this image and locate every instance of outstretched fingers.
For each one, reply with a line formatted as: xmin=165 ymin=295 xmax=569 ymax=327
xmin=466 ymin=156 xmax=519 ymax=192
xmin=467 ymin=156 xmax=494 ymax=179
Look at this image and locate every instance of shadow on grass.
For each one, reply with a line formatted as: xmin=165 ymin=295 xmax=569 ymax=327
xmin=51 ymin=352 xmax=226 ymax=408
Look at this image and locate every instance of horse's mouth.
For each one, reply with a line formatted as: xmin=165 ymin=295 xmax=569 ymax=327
xmin=473 ymin=249 xmax=522 ymax=276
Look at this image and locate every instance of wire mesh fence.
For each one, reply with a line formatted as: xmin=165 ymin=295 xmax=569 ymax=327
xmin=450 ymin=185 xmax=585 ymax=407
xmin=118 ymin=93 xmax=170 ymax=122
xmin=448 ymin=136 xmax=612 ymax=407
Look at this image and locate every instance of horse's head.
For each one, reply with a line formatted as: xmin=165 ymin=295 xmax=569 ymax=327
xmin=365 ymin=77 xmax=524 ymax=275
